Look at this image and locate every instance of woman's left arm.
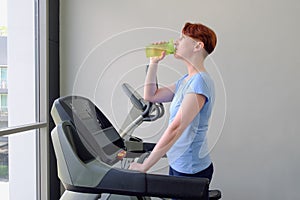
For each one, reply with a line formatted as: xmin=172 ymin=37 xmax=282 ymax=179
xmin=129 ymin=93 xmax=206 ymax=172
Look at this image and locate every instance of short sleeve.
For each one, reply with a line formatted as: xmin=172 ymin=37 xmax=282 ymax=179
xmin=186 ymin=74 xmax=210 ymax=101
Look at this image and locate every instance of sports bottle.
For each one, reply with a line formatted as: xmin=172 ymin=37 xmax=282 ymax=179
xmin=145 ymin=40 xmax=175 ymax=58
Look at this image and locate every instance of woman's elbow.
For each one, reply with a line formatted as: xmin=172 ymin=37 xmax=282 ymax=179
xmin=144 ymin=95 xmax=156 ymax=103
xmin=143 ymin=95 xmax=152 ymax=102
xmin=168 ymin=121 xmax=184 ymax=138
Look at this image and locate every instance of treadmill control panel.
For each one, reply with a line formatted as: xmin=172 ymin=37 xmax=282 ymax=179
xmin=53 ymin=96 xmax=126 ymax=165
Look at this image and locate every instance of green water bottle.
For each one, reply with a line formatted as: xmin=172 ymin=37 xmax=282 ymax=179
xmin=145 ymin=39 xmax=175 ymax=58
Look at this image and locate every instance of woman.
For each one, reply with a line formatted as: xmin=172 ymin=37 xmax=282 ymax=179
xmin=129 ymin=22 xmax=217 ymax=184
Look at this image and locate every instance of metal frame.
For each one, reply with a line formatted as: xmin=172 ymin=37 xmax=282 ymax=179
xmin=0 ymin=122 xmax=47 ymax=137
xmin=0 ymin=0 xmax=49 ymax=199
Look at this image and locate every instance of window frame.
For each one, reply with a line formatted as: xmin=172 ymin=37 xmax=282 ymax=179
xmin=0 ymin=0 xmax=49 ymax=199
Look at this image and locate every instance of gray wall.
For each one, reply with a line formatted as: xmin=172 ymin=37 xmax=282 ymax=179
xmin=60 ymin=0 xmax=300 ymax=199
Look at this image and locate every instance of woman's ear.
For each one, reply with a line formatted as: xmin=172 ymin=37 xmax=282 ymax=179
xmin=198 ymin=41 xmax=204 ymax=49
xmin=194 ymin=41 xmax=204 ymax=52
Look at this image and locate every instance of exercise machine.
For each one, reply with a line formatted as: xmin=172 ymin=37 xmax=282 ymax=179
xmin=50 ymin=83 xmax=221 ymax=199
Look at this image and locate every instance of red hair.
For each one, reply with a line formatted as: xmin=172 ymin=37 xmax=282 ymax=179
xmin=182 ymin=22 xmax=217 ymax=54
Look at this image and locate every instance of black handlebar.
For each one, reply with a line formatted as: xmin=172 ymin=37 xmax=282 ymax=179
xmin=122 ymin=83 xmax=165 ymax=122
xmin=122 ymin=83 xmax=146 ymax=111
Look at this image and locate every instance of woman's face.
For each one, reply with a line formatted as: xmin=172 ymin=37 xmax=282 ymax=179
xmin=174 ymin=34 xmax=198 ymax=60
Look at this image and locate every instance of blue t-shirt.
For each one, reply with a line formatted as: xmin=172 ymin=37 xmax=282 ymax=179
xmin=166 ymin=72 xmax=215 ymax=174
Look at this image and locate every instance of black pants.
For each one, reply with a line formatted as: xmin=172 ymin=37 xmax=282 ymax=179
xmin=169 ymin=163 xmax=214 ymax=200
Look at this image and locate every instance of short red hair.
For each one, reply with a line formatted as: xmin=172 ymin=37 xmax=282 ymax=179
xmin=182 ymin=22 xmax=217 ymax=54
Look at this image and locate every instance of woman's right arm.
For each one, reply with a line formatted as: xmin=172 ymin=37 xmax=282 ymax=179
xmin=144 ymin=54 xmax=175 ymax=103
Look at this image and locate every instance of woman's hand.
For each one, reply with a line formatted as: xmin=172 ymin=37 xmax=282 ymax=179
xmin=149 ymin=41 xmax=167 ymax=64
xmin=150 ymin=51 xmax=166 ymax=64
xmin=129 ymin=162 xmax=147 ymax=173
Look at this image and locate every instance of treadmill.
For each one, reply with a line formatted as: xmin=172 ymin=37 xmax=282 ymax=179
xmin=50 ymin=84 xmax=221 ymax=200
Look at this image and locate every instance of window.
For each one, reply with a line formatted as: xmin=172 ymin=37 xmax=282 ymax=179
xmin=0 ymin=0 xmax=8 ymax=196
xmin=0 ymin=0 xmax=48 ymax=200
xmin=0 ymin=67 xmax=8 ymax=124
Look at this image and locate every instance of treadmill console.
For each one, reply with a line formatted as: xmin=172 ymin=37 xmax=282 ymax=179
xmin=51 ymin=96 xmax=125 ymax=165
